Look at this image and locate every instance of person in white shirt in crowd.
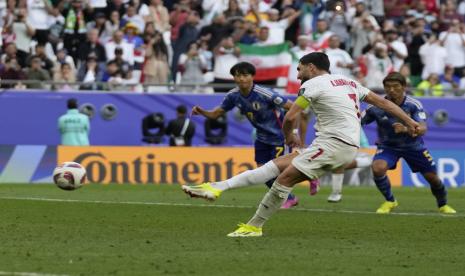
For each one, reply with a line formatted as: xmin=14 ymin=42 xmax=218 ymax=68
xmin=10 ymin=8 xmax=35 ymax=68
xmin=105 ymin=30 xmax=135 ymax=66
xmin=122 ymin=4 xmax=145 ymax=35
xmin=325 ymin=34 xmax=354 ymax=77
xmin=290 ymin=35 xmax=315 ymax=59
xmin=384 ymin=29 xmax=408 ymax=71
xmin=439 ymin=19 xmax=465 ymax=77
xmin=213 ymin=36 xmax=240 ymax=92
xmin=419 ymin=33 xmax=448 ymax=80
xmin=366 ymin=0 xmax=385 ymax=23
xmin=259 ymin=8 xmax=300 ymax=45
xmin=178 ymin=42 xmax=208 ymax=92
xmin=27 ymin=0 xmax=55 ymax=44
xmin=350 ymin=13 xmax=379 ymax=58
xmin=364 ymin=42 xmax=393 ymax=90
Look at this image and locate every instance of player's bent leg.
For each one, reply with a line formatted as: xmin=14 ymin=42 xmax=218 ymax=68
xmin=423 ymin=172 xmax=456 ymax=214
xmin=228 ymin=165 xmax=308 ymax=237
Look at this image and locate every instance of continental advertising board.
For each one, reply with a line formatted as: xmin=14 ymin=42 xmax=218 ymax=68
xmin=56 ymin=146 xmax=404 ymax=186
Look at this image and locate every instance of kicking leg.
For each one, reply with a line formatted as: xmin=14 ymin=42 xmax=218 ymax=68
xmin=182 ymin=152 xmax=298 ymax=200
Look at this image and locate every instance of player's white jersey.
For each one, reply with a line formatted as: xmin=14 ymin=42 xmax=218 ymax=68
xmin=299 ymin=73 xmax=370 ymax=147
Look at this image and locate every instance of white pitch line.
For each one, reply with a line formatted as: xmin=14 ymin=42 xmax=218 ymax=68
xmin=0 ymin=196 xmax=461 ymax=218
xmin=0 ymin=271 xmax=69 ymax=276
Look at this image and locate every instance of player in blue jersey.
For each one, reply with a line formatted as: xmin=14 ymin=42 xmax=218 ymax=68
xmin=183 ymin=62 xmax=300 ymax=208
xmin=362 ymin=72 xmax=456 ymax=214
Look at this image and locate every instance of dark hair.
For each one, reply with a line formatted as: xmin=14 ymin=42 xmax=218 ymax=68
xmin=229 ymin=62 xmax=256 ymax=76
xmin=67 ymin=98 xmax=78 ymax=109
xmin=299 ymin=52 xmax=330 ymax=72
xmin=383 ymin=72 xmax=407 ymax=86
xmin=176 ymin=105 xmax=187 ymax=114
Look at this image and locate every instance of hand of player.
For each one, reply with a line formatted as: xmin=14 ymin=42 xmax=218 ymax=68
xmin=191 ymin=106 xmax=203 ymax=116
xmin=285 ymin=134 xmax=303 ymax=148
xmin=404 ymin=121 xmax=420 ymax=137
xmin=392 ymin=122 xmax=407 ymax=134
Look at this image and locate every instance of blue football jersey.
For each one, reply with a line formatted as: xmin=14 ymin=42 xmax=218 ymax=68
xmin=361 ymin=96 xmax=427 ymax=150
xmin=220 ymin=84 xmax=288 ymax=146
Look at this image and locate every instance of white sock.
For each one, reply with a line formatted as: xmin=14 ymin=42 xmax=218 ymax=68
xmin=211 ymin=161 xmax=280 ymax=191
xmin=247 ymin=182 xmax=292 ymax=228
xmin=355 ymin=155 xmax=373 ymax=168
xmin=331 ymin=173 xmax=344 ymax=194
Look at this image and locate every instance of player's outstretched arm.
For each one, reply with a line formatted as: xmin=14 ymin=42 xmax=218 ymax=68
xmin=363 ymin=92 xmax=420 ymax=136
xmin=191 ymin=106 xmax=225 ymax=120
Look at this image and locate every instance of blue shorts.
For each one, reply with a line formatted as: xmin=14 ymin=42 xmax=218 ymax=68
xmin=373 ymin=147 xmax=437 ymax=174
xmin=254 ymin=140 xmax=288 ymax=165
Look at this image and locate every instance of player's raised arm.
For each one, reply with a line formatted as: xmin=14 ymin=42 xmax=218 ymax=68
xmin=363 ymin=92 xmax=419 ymax=136
xmin=191 ymin=106 xmax=225 ymax=120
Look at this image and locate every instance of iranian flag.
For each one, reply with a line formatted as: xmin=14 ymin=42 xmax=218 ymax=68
xmin=238 ymin=43 xmax=292 ymax=81
xmin=287 ymin=52 xmax=301 ymax=94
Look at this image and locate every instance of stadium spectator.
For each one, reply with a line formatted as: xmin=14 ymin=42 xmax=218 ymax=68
xmin=145 ymin=0 xmax=170 ymax=33
xmin=363 ymin=43 xmax=393 ymax=90
xmin=1 ymin=43 xmax=27 ymax=69
xmin=236 ymin=20 xmax=258 ymax=45
xmin=254 ymin=26 xmax=272 ymax=45
xmin=322 ymin=1 xmax=350 ymax=49
xmin=0 ymin=57 xmax=25 ymax=89
xmin=122 ymin=4 xmax=145 ymax=34
xmin=224 ymin=0 xmax=244 ymax=19
xmin=53 ymin=48 xmax=76 ymax=77
xmin=27 ymin=0 xmax=55 ymax=44
xmin=439 ymin=66 xmax=460 ymax=93
xmin=62 ymin=0 xmax=88 ymax=62
xmin=350 ymin=15 xmax=378 ymax=58
xmin=259 ymin=8 xmax=300 ymax=45
xmin=212 ymin=37 xmax=240 ymax=92
xmin=169 ymin=1 xmax=190 ymax=43
xmin=408 ymin=19 xmax=428 ymax=86
xmin=325 ymin=35 xmax=354 ymax=77
xmin=11 ymin=8 xmax=35 ymax=67
xmin=58 ymin=98 xmax=90 ymax=146
xmin=110 ymin=47 xmax=133 ymax=80
xmin=105 ymin=30 xmax=135 ymax=65
xmin=143 ymin=31 xmax=169 ymax=85
xmin=419 ymin=33 xmax=447 ymax=80
xmin=24 ymin=55 xmax=51 ymax=89
xmin=77 ymin=54 xmax=104 ymax=90
xmin=171 ymin=10 xmax=200 ymax=81
xmin=123 ymin=22 xmax=144 ymax=69
xmin=29 ymin=43 xmax=54 ymax=76
xmin=165 ymin=105 xmax=196 ymax=146
xmin=385 ymin=29 xmax=408 ymax=71
xmin=438 ymin=0 xmax=462 ymax=31
xmin=78 ymin=28 xmax=107 ymax=66
xmin=178 ymin=42 xmax=207 ymax=92
xmin=107 ymin=10 xmax=123 ymax=35
xmin=310 ymin=19 xmax=333 ymax=50
xmin=415 ymin=73 xmax=444 ymax=97
xmin=85 ymin=12 xmax=113 ymax=44
xmin=53 ymin=63 xmax=77 ymax=91
xmin=105 ymin=0 xmax=126 ymax=18
xmin=439 ymin=19 xmax=465 ymax=77
xmin=199 ymin=13 xmax=233 ymax=50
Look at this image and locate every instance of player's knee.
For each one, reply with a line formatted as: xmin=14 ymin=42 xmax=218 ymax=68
xmin=372 ymin=162 xmax=387 ymax=177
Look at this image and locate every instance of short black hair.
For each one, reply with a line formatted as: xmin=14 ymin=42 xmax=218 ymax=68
xmin=176 ymin=105 xmax=187 ymax=114
xmin=230 ymin=62 xmax=256 ymax=76
xmin=383 ymin=72 xmax=407 ymax=86
xmin=67 ymin=98 xmax=78 ymax=109
xmin=299 ymin=52 xmax=330 ymax=72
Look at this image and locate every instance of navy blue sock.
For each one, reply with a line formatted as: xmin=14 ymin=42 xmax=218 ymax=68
xmin=430 ymin=183 xmax=447 ymax=207
xmin=374 ymin=175 xmax=395 ymax=202
xmin=265 ymin=178 xmax=295 ymax=200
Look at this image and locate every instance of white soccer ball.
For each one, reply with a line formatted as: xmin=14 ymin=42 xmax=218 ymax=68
xmin=53 ymin=162 xmax=87 ymax=191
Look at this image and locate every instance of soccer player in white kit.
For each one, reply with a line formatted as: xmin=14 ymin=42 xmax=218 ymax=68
xmin=184 ymin=52 xmax=420 ymax=237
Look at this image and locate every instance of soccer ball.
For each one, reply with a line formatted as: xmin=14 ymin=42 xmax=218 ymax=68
xmin=53 ymin=162 xmax=87 ymax=191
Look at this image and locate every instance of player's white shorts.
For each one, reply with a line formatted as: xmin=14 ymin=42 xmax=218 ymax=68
xmin=292 ymin=137 xmax=358 ymax=180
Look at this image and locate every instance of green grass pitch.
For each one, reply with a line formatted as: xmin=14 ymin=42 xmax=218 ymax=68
xmin=1 ymin=184 xmax=464 ymax=276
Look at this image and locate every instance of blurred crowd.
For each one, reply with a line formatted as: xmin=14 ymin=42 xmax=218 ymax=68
xmin=1 ymin=0 xmax=465 ymax=96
